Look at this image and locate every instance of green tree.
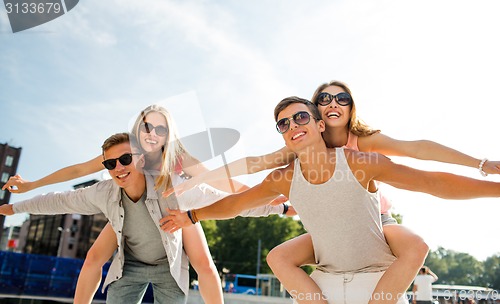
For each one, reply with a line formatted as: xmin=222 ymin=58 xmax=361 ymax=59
xmin=481 ymin=254 xmax=500 ymax=289
xmin=203 ymin=215 xmax=306 ymax=275
xmin=425 ymin=247 xmax=484 ymax=285
xmin=197 ymin=214 xmax=500 ymax=292
xmin=200 ymin=219 xmax=220 ymax=248
xmin=391 ymin=213 xmax=403 ymax=224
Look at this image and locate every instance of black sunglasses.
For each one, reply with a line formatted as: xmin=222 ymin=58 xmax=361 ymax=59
xmin=315 ymin=92 xmax=352 ymax=107
xmin=276 ymin=111 xmax=314 ymax=134
xmin=139 ymin=122 xmax=168 ymax=137
xmin=102 ymin=153 xmax=140 ymax=170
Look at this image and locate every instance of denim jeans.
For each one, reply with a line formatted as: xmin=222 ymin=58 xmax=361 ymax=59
xmin=106 ymin=255 xmax=186 ymax=304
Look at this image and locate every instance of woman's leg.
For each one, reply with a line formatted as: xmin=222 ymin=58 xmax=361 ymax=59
xmin=74 ymin=223 xmax=118 ymax=304
xmin=369 ymin=224 xmax=428 ymax=304
xmin=267 ymin=233 xmax=328 ymax=304
xmin=182 ymin=223 xmax=224 ymax=304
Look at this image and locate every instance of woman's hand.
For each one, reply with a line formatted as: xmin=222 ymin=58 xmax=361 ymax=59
xmin=483 ymin=160 xmax=500 ymax=175
xmin=1 ymin=174 xmax=33 ymax=193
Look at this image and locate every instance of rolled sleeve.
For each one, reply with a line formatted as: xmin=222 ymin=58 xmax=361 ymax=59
xmin=13 ymin=182 xmax=108 ymax=215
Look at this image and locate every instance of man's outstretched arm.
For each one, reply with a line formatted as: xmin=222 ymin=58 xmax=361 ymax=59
xmin=162 ymin=171 xmax=285 ymax=233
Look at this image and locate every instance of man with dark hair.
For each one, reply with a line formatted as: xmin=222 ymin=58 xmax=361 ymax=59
xmin=0 ymin=132 xmax=287 ymax=303
xmin=163 ymin=96 xmax=500 ymax=303
xmin=1 ymin=133 xmax=188 ymax=303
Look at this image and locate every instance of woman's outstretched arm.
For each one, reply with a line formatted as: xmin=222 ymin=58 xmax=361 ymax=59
xmin=359 ymin=133 xmax=500 ymax=175
xmin=166 ymin=146 xmax=295 ymax=196
xmin=2 ymin=155 xmax=104 ymax=193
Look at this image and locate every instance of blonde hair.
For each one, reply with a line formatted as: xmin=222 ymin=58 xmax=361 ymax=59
xmin=131 ymin=104 xmax=187 ymax=190
xmin=311 ymin=80 xmax=380 ymax=137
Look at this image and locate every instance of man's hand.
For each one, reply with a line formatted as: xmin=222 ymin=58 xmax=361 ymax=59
xmin=0 ymin=204 xmax=14 ymax=216
xmin=2 ymin=174 xmax=33 ymax=193
xmin=160 ymin=208 xmax=194 ymax=233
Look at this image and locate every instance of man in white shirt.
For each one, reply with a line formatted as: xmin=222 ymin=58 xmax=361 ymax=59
xmin=412 ymin=266 xmax=438 ymax=304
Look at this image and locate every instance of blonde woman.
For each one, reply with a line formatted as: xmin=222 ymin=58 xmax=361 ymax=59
xmin=4 ymin=105 xmax=286 ymax=303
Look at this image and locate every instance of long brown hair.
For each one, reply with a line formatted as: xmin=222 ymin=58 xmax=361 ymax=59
xmin=311 ymin=80 xmax=380 ymax=137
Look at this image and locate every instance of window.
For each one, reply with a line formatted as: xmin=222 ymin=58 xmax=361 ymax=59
xmin=1 ymin=172 xmax=9 ymax=183
xmin=5 ymin=156 xmax=14 ymax=167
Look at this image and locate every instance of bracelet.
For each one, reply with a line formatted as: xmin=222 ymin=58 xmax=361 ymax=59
xmin=479 ymin=158 xmax=488 ymax=177
xmin=282 ymin=203 xmax=289 ymax=215
xmin=191 ymin=209 xmax=199 ymax=223
xmin=187 ymin=210 xmax=197 ymax=224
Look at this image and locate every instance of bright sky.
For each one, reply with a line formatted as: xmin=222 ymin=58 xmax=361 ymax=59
xmin=1 ymin=0 xmax=499 ymax=261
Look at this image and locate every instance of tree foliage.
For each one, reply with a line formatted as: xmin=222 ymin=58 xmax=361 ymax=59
xmin=480 ymin=254 xmax=500 ymax=289
xmin=191 ymin=215 xmax=500 ymax=292
xmin=392 ymin=213 xmax=403 ymax=224
xmin=424 ymin=247 xmax=500 ymax=290
xmin=200 ymin=215 xmax=306 ymax=275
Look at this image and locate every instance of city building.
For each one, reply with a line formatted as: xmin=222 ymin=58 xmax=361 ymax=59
xmin=0 ymin=142 xmax=22 ymax=245
xmin=0 ymin=225 xmax=21 ymax=251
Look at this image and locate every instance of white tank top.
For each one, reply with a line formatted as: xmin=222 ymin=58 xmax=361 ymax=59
xmin=289 ymin=148 xmax=395 ymax=273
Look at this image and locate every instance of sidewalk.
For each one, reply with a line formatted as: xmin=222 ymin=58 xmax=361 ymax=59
xmin=188 ymin=290 xmax=293 ymax=304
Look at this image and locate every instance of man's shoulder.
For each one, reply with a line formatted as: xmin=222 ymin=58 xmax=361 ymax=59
xmin=89 ymin=179 xmax=122 ymax=201
xmin=268 ymin=162 xmax=294 ymax=180
xmin=343 ymin=148 xmax=390 ymax=173
xmin=414 ymin=274 xmax=434 ymax=283
xmin=261 ymin=163 xmax=293 ymax=196
xmin=92 ymin=179 xmax=118 ymax=191
xmin=343 ymin=147 xmax=379 ymax=160
xmin=63 ymin=179 xmax=116 ymax=195
xmin=413 ymin=275 xmax=424 ymax=284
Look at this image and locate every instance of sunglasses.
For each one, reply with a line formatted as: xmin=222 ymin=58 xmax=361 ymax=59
xmin=102 ymin=153 xmax=140 ymax=170
xmin=315 ymin=92 xmax=352 ymax=107
xmin=276 ymin=111 xmax=314 ymax=134
xmin=139 ymin=122 xmax=168 ymax=137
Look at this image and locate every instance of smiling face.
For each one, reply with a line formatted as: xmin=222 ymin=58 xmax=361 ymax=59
xmin=103 ymin=142 xmax=145 ymax=195
xmin=138 ymin=111 xmax=168 ymax=154
xmin=317 ymin=85 xmax=352 ymax=130
xmin=276 ymin=103 xmax=325 ymax=153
